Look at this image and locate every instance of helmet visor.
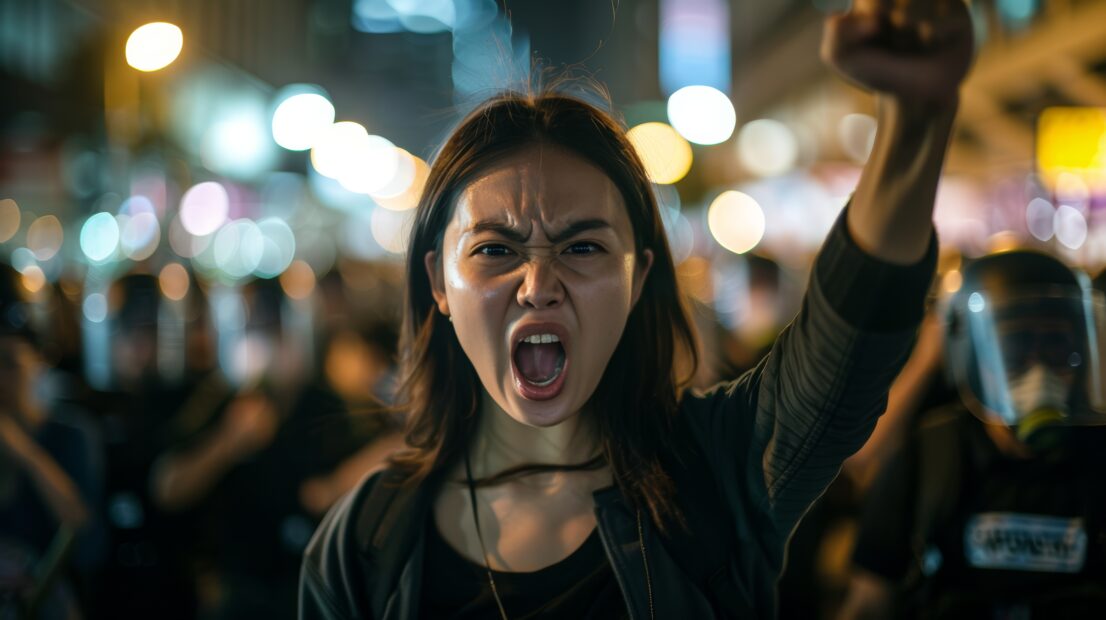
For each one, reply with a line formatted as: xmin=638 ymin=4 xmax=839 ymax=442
xmin=953 ymin=289 xmax=1106 ymax=429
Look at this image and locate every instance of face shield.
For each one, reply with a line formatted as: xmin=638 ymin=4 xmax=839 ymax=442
xmin=948 ymin=286 xmax=1106 ymax=444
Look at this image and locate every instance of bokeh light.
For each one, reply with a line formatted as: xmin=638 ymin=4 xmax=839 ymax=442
xmin=837 ymin=113 xmax=877 ymax=164
xmin=255 ymin=218 xmax=297 ymax=278
xmin=202 ymin=99 xmax=276 ymax=180
xmin=125 ymin=22 xmax=184 ymax=72
xmin=737 ymin=119 xmax=798 ymax=178
xmin=370 ymin=207 xmax=415 ymax=255
xmin=214 ymin=219 xmax=264 ymax=279
xmin=83 ymin=292 xmax=108 ymax=323
xmin=180 ymin=182 xmax=230 ymax=236
xmin=1054 ymin=205 xmax=1087 ymax=249
xmin=1036 ymin=107 xmax=1106 ymax=193
xmin=119 ymin=212 xmax=161 ymax=260
xmin=311 ymin=122 xmax=370 ymax=180
xmin=666 ymin=85 xmax=736 ymax=145
xmin=272 ymin=87 xmax=335 ymax=151
xmin=626 ymin=122 xmax=693 ymax=185
xmin=159 ymin=263 xmax=190 ymax=301
xmin=942 ymin=269 xmax=963 ymax=294
xmin=26 ymin=215 xmax=63 ymax=261
xmin=373 ymin=151 xmax=429 ymax=211
xmin=279 ymin=259 xmax=316 ymax=300
xmin=0 ymin=199 xmax=20 ymax=243
xmin=80 ymin=212 xmax=120 ymax=262
xmin=20 ymin=266 xmax=45 ymax=293
xmin=337 ymin=135 xmax=401 ymax=196
xmin=1025 ymin=197 xmax=1055 ymax=241
xmin=708 ymin=191 xmax=766 ymax=254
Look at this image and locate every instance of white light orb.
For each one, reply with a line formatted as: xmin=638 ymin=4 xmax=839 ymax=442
xmin=180 ymin=182 xmax=230 ymax=236
xmin=1054 ymin=205 xmax=1088 ymax=249
xmin=370 ymin=207 xmax=415 ymax=255
xmin=1025 ymin=197 xmax=1055 ymax=242
xmin=254 ymin=218 xmax=297 ymax=278
xmin=666 ymin=85 xmax=737 ymax=145
xmin=708 ymin=191 xmax=766 ymax=254
xmin=272 ymin=88 xmax=335 ymax=151
xmin=126 ymin=22 xmax=183 ymax=72
xmin=837 ymin=113 xmax=877 ymax=164
xmin=311 ymin=122 xmax=370 ymax=180
xmin=737 ymin=119 xmax=799 ymax=178
xmin=83 ymin=293 xmax=108 ymax=323
xmin=81 ymin=212 xmax=121 ymax=262
xmin=337 ymin=135 xmax=401 ymax=196
xmin=213 ymin=219 xmax=264 ymax=279
xmin=120 ymin=212 xmax=161 ymax=260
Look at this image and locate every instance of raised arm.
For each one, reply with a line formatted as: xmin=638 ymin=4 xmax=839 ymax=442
xmin=824 ymin=0 xmax=973 ymax=264
xmin=678 ymin=5 xmax=974 ymax=593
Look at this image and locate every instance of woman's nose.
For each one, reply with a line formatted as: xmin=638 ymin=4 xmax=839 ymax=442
xmin=516 ymin=258 xmax=564 ymax=309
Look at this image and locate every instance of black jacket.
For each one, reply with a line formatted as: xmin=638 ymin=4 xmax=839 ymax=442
xmin=299 ymin=209 xmax=937 ymax=618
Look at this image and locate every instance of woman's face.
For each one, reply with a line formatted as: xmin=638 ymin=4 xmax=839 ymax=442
xmin=426 ymin=145 xmax=653 ymax=428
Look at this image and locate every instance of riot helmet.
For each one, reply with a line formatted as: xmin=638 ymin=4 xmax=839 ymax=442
xmin=945 ymin=250 xmax=1106 ymax=451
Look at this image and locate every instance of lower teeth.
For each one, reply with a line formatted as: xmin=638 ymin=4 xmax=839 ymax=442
xmin=529 ymin=371 xmax=560 ymax=387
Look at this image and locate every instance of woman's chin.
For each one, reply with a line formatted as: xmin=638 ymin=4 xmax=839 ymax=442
xmin=503 ymin=391 xmax=580 ymax=429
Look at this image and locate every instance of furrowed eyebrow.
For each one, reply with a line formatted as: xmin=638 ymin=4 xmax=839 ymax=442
xmin=467 ymin=218 xmax=613 ymax=244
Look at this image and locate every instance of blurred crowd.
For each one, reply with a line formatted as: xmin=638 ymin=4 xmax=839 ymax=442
xmin=1 ymin=260 xmax=405 ymax=619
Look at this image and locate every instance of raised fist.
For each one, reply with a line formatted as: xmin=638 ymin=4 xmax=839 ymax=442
xmin=822 ymin=0 xmax=974 ymax=103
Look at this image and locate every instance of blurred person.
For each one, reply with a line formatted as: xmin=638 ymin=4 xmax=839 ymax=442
xmin=152 ymin=277 xmax=388 ymax=619
xmin=0 ymin=264 xmax=104 ymax=619
xmin=778 ymin=311 xmax=955 ymax=619
xmin=300 ymin=2 xmax=974 ymax=618
xmin=92 ymin=272 xmax=200 ymax=620
xmin=841 ymin=251 xmax=1106 ymax=619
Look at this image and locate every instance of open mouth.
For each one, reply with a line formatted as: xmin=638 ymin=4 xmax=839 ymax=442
xmin=510 ymin=325 xmax=569 ymax=401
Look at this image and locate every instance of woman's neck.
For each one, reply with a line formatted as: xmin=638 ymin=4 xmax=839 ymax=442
xmin=468 ymin=393 xmax=603 ymax=478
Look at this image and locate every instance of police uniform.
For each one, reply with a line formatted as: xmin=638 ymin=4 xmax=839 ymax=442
xmin=852 ymin=405 xmax=1106 ymax=618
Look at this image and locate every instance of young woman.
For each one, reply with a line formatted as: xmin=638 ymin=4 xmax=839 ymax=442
xmin=301 ymin=1 xmax=974 ymax=617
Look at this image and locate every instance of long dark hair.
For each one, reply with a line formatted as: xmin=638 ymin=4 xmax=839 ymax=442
xmin=392 ymin=90 xmax=699 ymax=527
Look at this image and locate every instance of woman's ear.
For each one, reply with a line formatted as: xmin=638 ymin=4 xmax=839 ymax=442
xmin=631 ymin=248 xmax=654 ymax=307
xmin=424 ymin=250 xmax=450 ymax=317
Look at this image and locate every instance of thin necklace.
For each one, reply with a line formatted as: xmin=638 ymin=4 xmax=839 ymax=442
xmin=464 ymin=451 xmax=510 ymax=620
xmin=462 ymin=451 xmax=656 ymax=620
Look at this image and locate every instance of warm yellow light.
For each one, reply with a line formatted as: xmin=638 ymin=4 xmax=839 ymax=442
xmin=375 ymin=151 xmax=429 ymax=211
xmin=626 ymin=122 xmax=693 ymax=185
xmin=1037 ymin=107 xmax=1106 ymax=193
xmin=26 ymin=215 xmax=63 ymax=261
xmin=0 ymin=199 xmax=19 ymax=243
xmin=126 ymin=22 xmax=183 ymax=72
xmin=708 ymin=191 xmax=765 ymax=254
xmin=21 ymin=266 xmax=46 ymax=294
xmin=280 ymin=260 xmax=316 ymax=300
xmin=942 ymin=269 xmax=963 ymax=294
xmin=159 ymin=263 xmax=190 ymax=301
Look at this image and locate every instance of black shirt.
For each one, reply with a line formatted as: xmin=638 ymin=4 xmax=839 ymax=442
xmin=419 ymin=520 xmax=628 ymax=619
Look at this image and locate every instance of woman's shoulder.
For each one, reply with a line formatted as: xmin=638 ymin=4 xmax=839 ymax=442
xmin=308 ymin=466 xmax=421 ymax=555
xmin=301 ymin=466 xmax=429 ymax=618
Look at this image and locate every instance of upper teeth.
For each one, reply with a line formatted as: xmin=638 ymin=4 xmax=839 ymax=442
xmin=522 ymin=334 xmax=560 ymax=344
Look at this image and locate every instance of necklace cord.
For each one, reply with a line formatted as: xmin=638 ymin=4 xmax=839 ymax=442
xmin=464 ymin=451 xmax=655 ymax=620
xmin=465 ymin=450 xmax=511 ymax=620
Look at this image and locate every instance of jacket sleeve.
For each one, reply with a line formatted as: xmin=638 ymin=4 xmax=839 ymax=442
xmin=300 ymin=473 xmax=379 ymax=620
xmin=681 ymin=206 xmax=937 ymax=561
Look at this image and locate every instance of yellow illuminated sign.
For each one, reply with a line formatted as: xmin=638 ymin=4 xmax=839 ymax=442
xmin=1036 ymin=107 xmax=1106 ymax=192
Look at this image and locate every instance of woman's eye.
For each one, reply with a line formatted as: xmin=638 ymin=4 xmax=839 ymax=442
xmin=477 ymin=244 xmax=514 ymax=257
xmin=564 ymin=242 xmax=601 ymax=255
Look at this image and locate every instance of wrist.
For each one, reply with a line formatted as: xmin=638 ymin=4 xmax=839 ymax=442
xmin=878 ymin=92 xmax=959 ymax=127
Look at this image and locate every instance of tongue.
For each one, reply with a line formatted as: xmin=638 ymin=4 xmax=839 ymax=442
xmin=515 ymin=342 xmax=564 ymax=384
